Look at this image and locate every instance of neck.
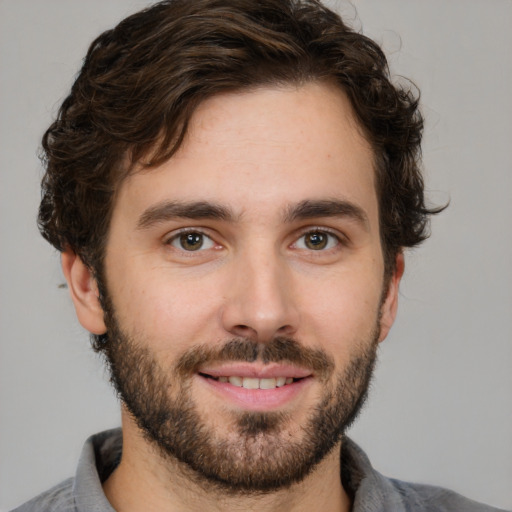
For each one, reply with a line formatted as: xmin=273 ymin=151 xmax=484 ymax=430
xmin=103 ymin=412 xmax=351 ymax=512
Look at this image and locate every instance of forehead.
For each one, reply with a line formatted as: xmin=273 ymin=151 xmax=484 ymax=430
xmin=115 ymin=82 xmax=377 ymax=228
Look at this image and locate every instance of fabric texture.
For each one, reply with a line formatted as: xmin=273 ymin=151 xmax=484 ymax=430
xmin=11 ymin=429 xmax=507 ymax=512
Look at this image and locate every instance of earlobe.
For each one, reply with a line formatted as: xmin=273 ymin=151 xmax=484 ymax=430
xmin=61 ymin=250 xmax=107 ymax=335
xmin=378 ymin=252 xmax=405 ymax=342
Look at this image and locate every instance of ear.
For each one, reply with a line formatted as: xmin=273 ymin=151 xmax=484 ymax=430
xmin=378 ymin=252 xmax=405 ymax=342
xmin=61 ymin=250 xmax=107 ymax=335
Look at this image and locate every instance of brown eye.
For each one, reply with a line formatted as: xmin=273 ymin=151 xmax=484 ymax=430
xmin=305 ymin=232 xmax=328 ymax=250
xmin=180 ymin=233 xmax=203 ymax=251
xmin=295 ymin=231 xmax=339 ymax=251
xmin=169 ymin=231 xmax=215 ymax=251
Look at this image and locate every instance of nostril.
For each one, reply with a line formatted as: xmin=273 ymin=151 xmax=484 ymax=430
xmin=276 ymin=324 xmax=296 ymax=336
xmin=233 ymin=324 xmax=255 ymax=334
xmin=227 ymin=324 xmax=259 ymax=342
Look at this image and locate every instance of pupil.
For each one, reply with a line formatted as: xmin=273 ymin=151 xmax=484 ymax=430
xmin=181 ymin=233 xmax=203 ymax=250
xmin=306 ymin=232 xmax=327 ymax=250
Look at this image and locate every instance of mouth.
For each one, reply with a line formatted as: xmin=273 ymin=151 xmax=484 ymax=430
xmin=196 ymin=364 xmax=313 ymax=411
xmin=199 ymin=373 xmax=302 ymax=390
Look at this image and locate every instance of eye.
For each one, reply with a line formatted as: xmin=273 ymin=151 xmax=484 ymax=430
xmin=295 ymin=230 xmax=340 ymax=251
xmin=168 ymin=231 xmax=215 ymax=251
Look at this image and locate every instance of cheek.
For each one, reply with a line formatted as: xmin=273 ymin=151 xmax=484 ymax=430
xmin=110 ymin=268 xmax=225 ymax=352
xmin=297 ymin=265 xmax=383 ymax=350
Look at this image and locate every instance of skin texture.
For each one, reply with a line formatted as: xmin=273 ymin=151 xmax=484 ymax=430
xmin=62 ymin=82 xmax=403 ymax=512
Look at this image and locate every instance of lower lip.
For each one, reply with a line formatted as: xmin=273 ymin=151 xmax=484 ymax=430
xmin=198 ymin=375 xmax=311 ymax=411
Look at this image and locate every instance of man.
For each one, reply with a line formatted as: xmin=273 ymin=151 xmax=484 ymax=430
xmin=12 ymin=0 xmax=507 ymax=511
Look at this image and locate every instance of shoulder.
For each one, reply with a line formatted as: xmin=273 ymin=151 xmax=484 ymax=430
xmin=342 ymin=437 xmax=508 ymax=512
xmin=9 ymin=478 xmax=76 ymax=512
xmin=388 ymin=478 xmax=509 ymax=512
xmin=10 ymin=428 xmax=121 ymax=512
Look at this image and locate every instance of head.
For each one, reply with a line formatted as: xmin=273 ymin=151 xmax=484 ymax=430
xmin=39 ymin=0 xmax=437 ymax=286
xmin=40 ymin=0 xmax=442 ymax=495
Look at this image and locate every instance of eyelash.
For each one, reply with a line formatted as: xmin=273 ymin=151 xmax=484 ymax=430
xmin=292 ymin=228 xmax=344 ymax=252
xmin=164 ymin=227 xmax=346 ymax=254
xmin=165 ymin=228 xmax=216 ymax=252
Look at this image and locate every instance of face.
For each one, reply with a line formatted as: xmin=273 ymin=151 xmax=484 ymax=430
xmin=66 ymin=82 xmax=402 ymax=492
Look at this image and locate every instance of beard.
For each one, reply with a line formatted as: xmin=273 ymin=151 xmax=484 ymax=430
xmin=97 ymin=298 xmax=379 ymax=495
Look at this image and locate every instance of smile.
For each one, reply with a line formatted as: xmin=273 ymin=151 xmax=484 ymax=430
xmin=200 ymin=374 xmax=297 ymax=389
xmin=197 ymin=365 xmax=312 ymax=411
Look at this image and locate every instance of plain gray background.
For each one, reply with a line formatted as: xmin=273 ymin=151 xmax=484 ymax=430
xmin=1 ymin=0 xmax=511 ymax=510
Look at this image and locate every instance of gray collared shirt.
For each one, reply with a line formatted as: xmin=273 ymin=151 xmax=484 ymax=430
xmin=11 ymin=429 xmax=507 ymax=512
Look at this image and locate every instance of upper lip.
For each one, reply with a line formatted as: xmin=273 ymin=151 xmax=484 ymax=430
xmin=198 ymin=363 xmax=312 ymax=379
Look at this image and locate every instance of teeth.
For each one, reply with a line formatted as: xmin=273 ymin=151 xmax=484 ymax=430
xmin=228 ymin=376 xmax=243 ymax=387
xmin=221 ymin=376 xmax=295 ymax=389
xmin=276 ymin=377 xmax=286 ymax=387
xmin=242 ymin=377 xmax=260 ymax=389
xmin=259 ymin=378 xmax=277 ymax=389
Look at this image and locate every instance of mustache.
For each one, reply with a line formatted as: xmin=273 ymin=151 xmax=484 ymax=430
xmin=175 ymin=337 xmax=334 ymax=379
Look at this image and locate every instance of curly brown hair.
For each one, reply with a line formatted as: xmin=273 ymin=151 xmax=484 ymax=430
xmin=38 ymin=0 xmax=443 ymax=278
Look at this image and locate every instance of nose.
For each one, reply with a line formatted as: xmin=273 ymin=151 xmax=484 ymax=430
xmin=220 ymin=248 xmax=300 ymax=343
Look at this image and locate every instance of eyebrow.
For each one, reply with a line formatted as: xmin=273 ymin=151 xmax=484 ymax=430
xmin=137 ymin=200 xmax=236 ymax=230
xmin=137 ymin=198 xmax=369 ymax=231
xmin=283 ymin=199 xmax=369 ymax=229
